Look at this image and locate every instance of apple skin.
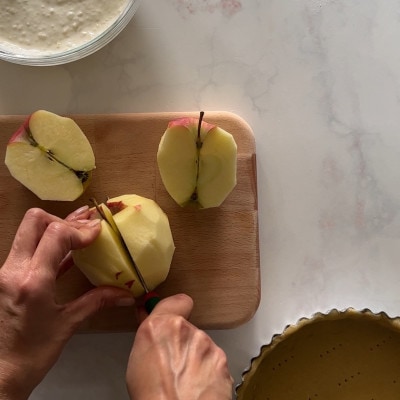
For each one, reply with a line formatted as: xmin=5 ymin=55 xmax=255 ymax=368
xmin=72 ymin=194 xmax=175 ymax=297
xmin=157 ymin=115 xmax=237 ymax=209
xmin=4 ymin=110 xmax=95 ymax=201
xmin=7 ymin=116 xmax=31 ymax=143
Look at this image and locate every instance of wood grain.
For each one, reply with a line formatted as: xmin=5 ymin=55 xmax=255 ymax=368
xmin=0 ymin=111 xmax=259 ymax=331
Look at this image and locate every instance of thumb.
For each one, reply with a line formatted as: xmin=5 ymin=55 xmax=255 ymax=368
xmin=64 ymin=286 xmax=135 ymax=328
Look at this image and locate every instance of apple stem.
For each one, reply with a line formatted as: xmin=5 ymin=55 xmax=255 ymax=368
xmin=191 ymin=111 xmax=205 ymax=202
xmin=196 ymin=111 xmax=204 ymax=149
xmin=90 ymin=198 xmax=107 ymax=220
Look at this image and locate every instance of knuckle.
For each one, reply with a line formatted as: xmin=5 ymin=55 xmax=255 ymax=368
xmin=192 ymin=330 xmax=229 ymax=361
xmin=46 ymin=221 xmax=68 ymax=236
xmin=215 ymin=346 xmax=228 ymax=363
xmin=45 ymin=221 xmax=72 ymax=247
xmin=193 ymin=327 xmax=211 ymax=344
xmin=170 ymin=315 xmax=193 ymax=338
xmin=13 ymin=269 xmax=44 ymax=303
xmin=24 ymin=207 xmax=48 ymax=221
xmin=141 ymin=314 xmax=189 ymax=339
xmin=142 ymin=315 xmax=166 ymax=334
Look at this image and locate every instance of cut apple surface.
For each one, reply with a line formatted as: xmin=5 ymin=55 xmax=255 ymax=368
xmin=157 ymin=112 xmax=237 ymax=208
xmin=157 ymin=124 xmax=198 ymax=205
xmin=4 ymin=110 xmax=95 ymax=201
xmin=72 ymin=194 xmax=175 ymax=297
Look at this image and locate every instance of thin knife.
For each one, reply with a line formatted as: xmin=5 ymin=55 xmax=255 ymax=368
xmin=92 ymin=198 xmax=161 ymax=314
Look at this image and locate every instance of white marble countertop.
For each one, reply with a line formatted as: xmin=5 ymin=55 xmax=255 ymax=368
xmin=2 ymin=0 xmax=400 ymax=398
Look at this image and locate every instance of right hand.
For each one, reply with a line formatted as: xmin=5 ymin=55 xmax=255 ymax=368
xmin=126 ymin=294 xmax=233 ymax=400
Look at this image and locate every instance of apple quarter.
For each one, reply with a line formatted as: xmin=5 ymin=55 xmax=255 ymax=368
xmin=197 ymin=126 xmax=237 ymax=208
xmin=4 ymin=110 xmax=95 ymax=201
xmin=71 ymin=219 xmax=140 ymax=295
xmin=157 ymin=124 xmax=198 ymax=205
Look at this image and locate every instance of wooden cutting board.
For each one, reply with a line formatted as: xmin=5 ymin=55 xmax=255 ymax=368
xmin=0 ymin=111 xmax=259 ymax=331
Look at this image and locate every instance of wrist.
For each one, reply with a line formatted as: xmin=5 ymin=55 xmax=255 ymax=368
xmin=0 ymin=360 xmax=30 ymax=400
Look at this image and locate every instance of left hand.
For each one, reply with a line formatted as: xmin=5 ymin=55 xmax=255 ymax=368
xmin=0 ymin=206 xmax=135 ymax=400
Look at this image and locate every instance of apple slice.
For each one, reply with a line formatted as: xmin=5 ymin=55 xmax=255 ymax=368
xmin=110 ymin=194 xmax=175 ymax=291
xmin=72 ymin=194 xmax=175 ymax=297
xmin=72 ymin=214 xmax=139 ymax=294
xmin=157 ymin=112 xmax=237 ymax=208
xmin=4 ymin=110 xmax=95 ymax=201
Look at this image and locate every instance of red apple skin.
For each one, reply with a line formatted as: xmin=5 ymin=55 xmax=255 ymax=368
xmin=167 ymin=117 xmax=215 ymax=132
xmin=106 ymin=201 xmax=126 ymax=215
xmin=8 ymin=116 xmax=31 ymax=144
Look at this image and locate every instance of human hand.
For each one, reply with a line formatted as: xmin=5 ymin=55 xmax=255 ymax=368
xmin=0 ymin=207 xmax=135 ymax=400
xmin=126 ymin=294 xmax=233 ymax=400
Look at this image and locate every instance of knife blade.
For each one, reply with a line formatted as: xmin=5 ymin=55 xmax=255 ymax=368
xmin=91 ymin=198 xmax=161 ymax=313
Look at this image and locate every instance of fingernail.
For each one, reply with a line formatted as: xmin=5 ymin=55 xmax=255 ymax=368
xmin=74 ymin=205 xmax=89 ymax=215
xmin=88 ymin=219 xmax=101 ymax=227
xmin=116 ymin=297 xmax=135 ymax=307
xmin=76 ymin=219 xmax=91 ymax=224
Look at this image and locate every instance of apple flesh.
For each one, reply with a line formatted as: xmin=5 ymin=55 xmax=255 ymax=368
xmin=72 ymin=194 xmax=175 ymax=297
xmin=4 ymin=110 xmax=95 ymax=201
xmin=157 ymin=113 xmax=237 ymax=208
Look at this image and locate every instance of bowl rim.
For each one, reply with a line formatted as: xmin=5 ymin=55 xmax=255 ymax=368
xmin=0 ymin=0 xmax=141 ymax=66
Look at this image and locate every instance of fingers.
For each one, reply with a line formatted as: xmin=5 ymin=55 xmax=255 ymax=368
xmin=32 ymin=218 xmax=101 ymax=278
xmin=57 ymin=251 xmax=74 ymax=278
xmin=7 ymin=208 xmax=64 ymax=263
xmin=151 ymin=294 xmax=193 ymax=320
xmin=63 ymin=286 xmax=135 ymax=329
xmin=7 ymin=206 xmax=92 ymax=266
xmin=65 ymin=205 xmax=90 ymax=222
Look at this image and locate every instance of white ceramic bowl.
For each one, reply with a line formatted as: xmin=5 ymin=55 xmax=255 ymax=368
xmin=0 ymin=0 xmax=141 ymax=66
xmin=236 ymin=308 xmax=400 ymax=399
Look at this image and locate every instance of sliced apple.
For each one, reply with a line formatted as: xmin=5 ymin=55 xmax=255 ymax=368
xmin=110 ymin=194 xmax=175 ymax=291
xmin=157 ymin=112 xmax=237 ymax=208
xmin=72 ymin=194 xmax=175 ymax=297
xmin=4 ymin=110 xmax=95 ymax=201
xmin=72 ymin=215 xmax=139 ymax=294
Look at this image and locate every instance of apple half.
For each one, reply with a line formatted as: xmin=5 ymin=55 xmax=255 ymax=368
xmin=4 ymin=110 xmax=95 ymax=201
xmin=157 ymin=112 xmax=237 ymax=208
xmin=72 ymin=194 xmax=175 ymax=297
